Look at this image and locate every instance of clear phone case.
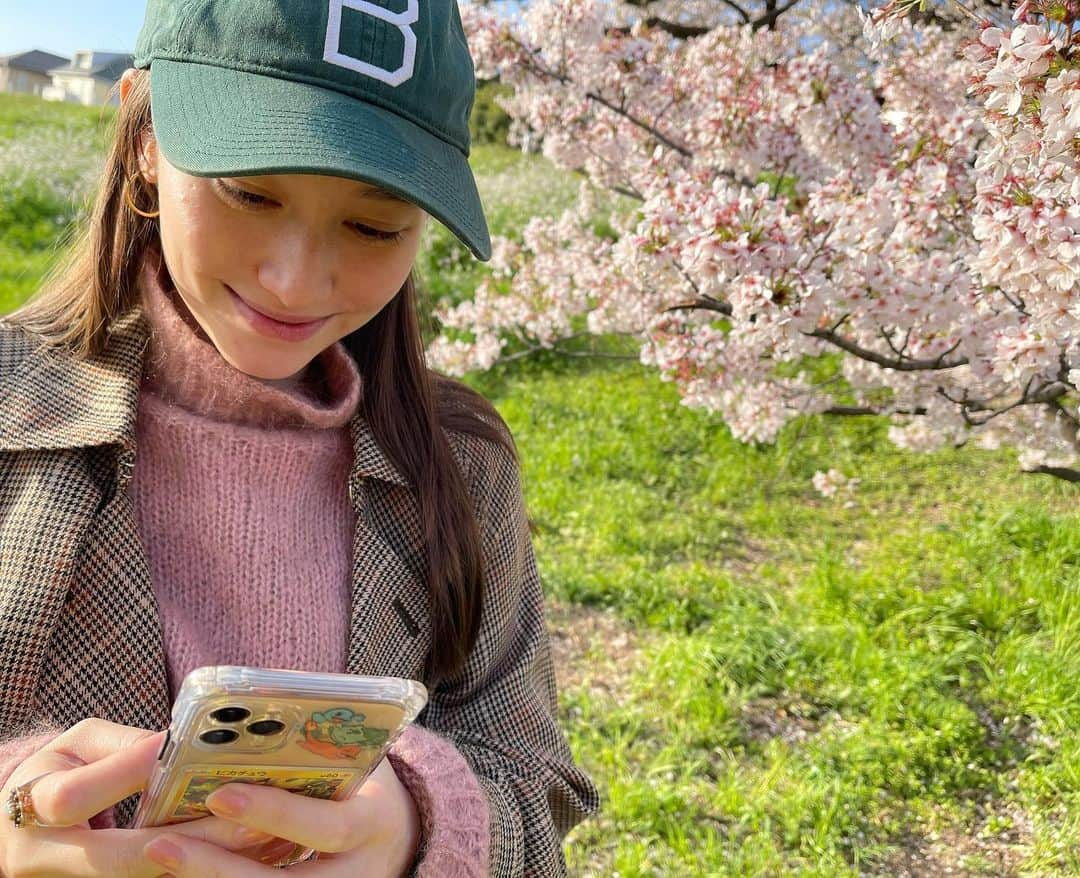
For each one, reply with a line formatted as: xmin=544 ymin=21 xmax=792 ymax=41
xmin=132 ymin=666 xmax=428 ymax=867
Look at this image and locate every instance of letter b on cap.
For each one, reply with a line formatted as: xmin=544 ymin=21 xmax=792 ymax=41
xmin=323 ymin=0 xmax=418 ymax=87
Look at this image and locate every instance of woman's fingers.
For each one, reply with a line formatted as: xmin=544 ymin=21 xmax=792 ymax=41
xmin=203 ymin=781 xmax=372 ymax=855
xmin=0 ymin=719 xmax=282 ymax=878
xmin=151 ymin=815 xmax=277 ymax=850
xmin=145 ymin=833 xmax=284 ymax=877
xmin=194 ymin=759 xmax=415 ymax=867
xmin=25 ymin=728 xmax=167 ymax=827
xmin=244 ymin=836 xmax=309 ymax=866
xmin=4 ymin=818 xmax=275 ymax=878
xmin=46 ymin=718 xmax=166 ymax=767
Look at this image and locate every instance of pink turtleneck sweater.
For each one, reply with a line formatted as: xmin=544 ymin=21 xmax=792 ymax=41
xmin=133 ymin=253 xmax=361 ymax=696
xmin=0 ymin=256 xmax=489 ymax=876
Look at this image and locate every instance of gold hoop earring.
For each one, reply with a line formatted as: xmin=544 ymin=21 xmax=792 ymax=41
xmin=124 ymin=175 xmax=160 ymax=219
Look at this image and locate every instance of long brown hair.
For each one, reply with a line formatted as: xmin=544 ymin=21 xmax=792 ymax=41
xmin=9 ymin=69 xmax=515 ymax=684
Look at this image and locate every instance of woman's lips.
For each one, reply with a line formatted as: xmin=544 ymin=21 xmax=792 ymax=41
xmin=226 ymin=285 xmax=331 ymax=342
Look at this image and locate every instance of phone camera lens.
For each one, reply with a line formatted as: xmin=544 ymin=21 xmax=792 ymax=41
xmin=247 ymin=719 xmax=286 ymax=736
xmin=210 ymin=706 xmax=251 ymax=723
xmin=199 ymin=728 xmax=239 ymax=745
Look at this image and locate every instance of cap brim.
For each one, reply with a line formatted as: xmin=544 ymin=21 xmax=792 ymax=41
xmin=149 ymin=59 xmax=491 ymax=261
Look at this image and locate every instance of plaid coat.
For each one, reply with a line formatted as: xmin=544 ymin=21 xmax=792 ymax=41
xmin=0 ymin=310 xmax=598 ymax=876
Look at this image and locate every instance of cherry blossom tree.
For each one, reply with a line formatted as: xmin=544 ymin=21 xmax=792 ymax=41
xmin=432 ymin=0 xmax=1079 ymax=480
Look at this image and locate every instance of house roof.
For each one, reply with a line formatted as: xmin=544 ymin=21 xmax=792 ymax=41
xmin=47 ymin=51 xmax=134 ymax=83
xmin=0 ymin=50 xmax=70 ymax=75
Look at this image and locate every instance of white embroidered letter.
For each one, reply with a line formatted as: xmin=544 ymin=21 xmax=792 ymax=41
xmin=324 ymin=0 xmax=419 ymax=87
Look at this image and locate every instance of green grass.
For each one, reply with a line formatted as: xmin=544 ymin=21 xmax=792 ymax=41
xmin=4 ymin=92 xmax=1079 ymax=876
xmin=0 ymin=90 xmax=115 ymax=138
xmin=467 ymin=356 xmax=1079 ymax=876
xmin=0 ymin=94 xmax=111 ymax=311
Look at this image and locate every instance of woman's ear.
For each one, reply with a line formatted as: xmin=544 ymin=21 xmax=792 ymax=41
xmin=119 ymin=68 xmax=138 ymax=105
xmin=138 ymin=134 xmax=160 ymax=186
xmin=119 ymin=68 xmax=160 ymax=186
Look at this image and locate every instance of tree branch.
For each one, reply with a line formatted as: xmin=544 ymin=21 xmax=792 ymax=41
xmin=754 ymin=0 xmax=802 ymax=32
xmin=570 ymin=155 xmax=645 ymax=202
xmin=824 ymin=405 xmax=929 ymax=416
xmin=662 ymin=297 xmax=733 ymax=316
xmin=879 ymin=325 xmax=913 ymax=359
xmin=1024 ymin=465 xmax=1080 ymax=482
xmin=584 ymin=89 xmax=693 ymax=158
xmin=620 ymin=0 xmax=752 ymax=25
xmin=809 ymin=327 xmax=968 ymax=371
xmin=720 ymin=0 xmax=754 ymax=25
xmin=509 ymin=36 xmax=694 ymax=159
xmin=496 ymin=331 xmax=640 ymax=365
xmin=937 ymin=378 xmax=1072 ymax=427
xmin=609 ymin=17 xmax=712 ymax=39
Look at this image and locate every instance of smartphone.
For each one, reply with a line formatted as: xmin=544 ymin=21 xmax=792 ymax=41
xmin=132 ymin=666 xmax=428 ymax=867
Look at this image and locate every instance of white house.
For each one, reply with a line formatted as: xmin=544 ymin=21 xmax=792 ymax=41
xmin=0 ymin=50 xmax=70 ymax=97
xmin=42 ymin=51 xmax=133 ymax=106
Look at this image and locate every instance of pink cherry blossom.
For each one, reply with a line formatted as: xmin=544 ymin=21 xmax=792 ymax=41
xmin=437 ymin=1 xmax=1079 ymax=480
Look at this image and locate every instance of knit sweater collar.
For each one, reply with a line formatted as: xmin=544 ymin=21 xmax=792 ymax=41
xmin=139 ymin=247 xmax=362 ymax=431
xmin=0 ymin=255 xmax=411 ymax=486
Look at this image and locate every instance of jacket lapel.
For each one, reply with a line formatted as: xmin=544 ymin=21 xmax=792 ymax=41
xmin=1 ymin=311 xmax=435 ymax=742
xmin=35 ymin=448 xmax=172 ymax=732
xmin=1 ymin=313 xmax=172 ymax=747
xmin=345 ymin=420 xmax=432 ymax=683
xmin=0 ymin=310 xmax=147 ymax=452
xmin=0 ymin=446 xmax=107 ymax=731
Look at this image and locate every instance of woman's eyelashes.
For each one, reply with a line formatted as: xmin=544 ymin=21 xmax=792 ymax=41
xmin=215 ymin=181 xmax=404 ymax=242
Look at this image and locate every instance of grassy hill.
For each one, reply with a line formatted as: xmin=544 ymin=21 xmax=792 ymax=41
xmin=2 ymin=92 xmax=1078 ymax=876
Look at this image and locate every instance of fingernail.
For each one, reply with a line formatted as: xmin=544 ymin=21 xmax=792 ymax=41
xmin=145 ymin=838 xmax=184 ymax=869
xmin=206 ymin=788 xmax=248 ymax=817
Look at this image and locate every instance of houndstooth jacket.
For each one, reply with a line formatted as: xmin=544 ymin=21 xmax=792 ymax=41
xmin=0 ymin=310 xmax=598 ymax=876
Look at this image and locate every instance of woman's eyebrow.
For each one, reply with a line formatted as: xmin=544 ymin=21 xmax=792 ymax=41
xmin=351 ymin=187 xmax=411 ymax=206
xmin=233 ymin=176 xmax=412 ymax=207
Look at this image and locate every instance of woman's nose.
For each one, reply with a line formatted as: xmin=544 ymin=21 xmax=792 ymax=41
xmin=255 ymin=227 xmax=335 ymax=311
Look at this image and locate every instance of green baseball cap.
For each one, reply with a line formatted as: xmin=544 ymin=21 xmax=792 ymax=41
xmin=133 ymin=0 xmax=491 ymax=260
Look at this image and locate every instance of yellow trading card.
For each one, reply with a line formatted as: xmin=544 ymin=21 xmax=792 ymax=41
xmin=162 ymin=765 xmax=356 ymax=820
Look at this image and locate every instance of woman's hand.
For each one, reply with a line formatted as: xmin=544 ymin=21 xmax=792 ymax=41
xmin=142 ymin=757 xmax=421 ymax=877
xmin=0 ymin=718 xmax=277 ymax=878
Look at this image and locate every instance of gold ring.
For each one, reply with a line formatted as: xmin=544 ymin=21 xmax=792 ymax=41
xmin=4 ymin=772 xmax=55 ymax=830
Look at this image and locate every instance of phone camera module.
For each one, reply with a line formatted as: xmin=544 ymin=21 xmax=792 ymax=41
xmin=247 ymin=719 xmax=286 ymax=736
xmin=210 ymin=706 xmax=251 ymax=723
xmin=199 ymin=728 xmax=240 ymax=745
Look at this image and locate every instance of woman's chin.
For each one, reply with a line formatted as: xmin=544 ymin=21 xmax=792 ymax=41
xmin=216 ymin=344 xmax=314 ymax=383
